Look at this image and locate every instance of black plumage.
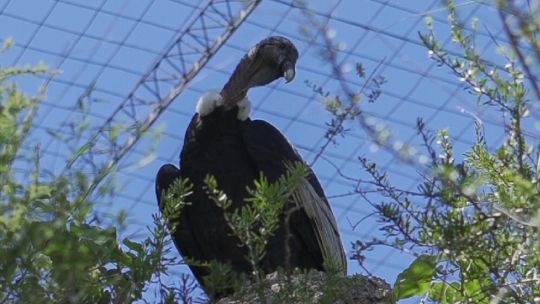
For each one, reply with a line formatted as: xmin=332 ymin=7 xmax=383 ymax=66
xmin=156 ymin=36 xmax=346 ymax=297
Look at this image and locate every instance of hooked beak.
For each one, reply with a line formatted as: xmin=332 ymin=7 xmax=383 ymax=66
xmin=281 ymin=60 xmax=296 ymax=83
xmin=275 ymin=46 xmax=297 ymax=83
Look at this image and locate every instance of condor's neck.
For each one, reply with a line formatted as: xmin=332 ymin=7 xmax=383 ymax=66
xmin=220 ymin=54 xmax=256 ymax=108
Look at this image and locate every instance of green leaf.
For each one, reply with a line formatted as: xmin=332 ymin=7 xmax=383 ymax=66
xmin=29 ymin=185 xmax=51 ymax=199
xmin=429 ymin=281 xmax=461 ymax=303
xmin=123 ymin=238 xmax=144 ymax=254
xmin=393 ymin=255 xmax=437 ymax=300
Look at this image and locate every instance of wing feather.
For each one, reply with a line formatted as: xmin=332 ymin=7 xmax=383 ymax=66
xmin=290 ymin=178 xmax=346 ymax=270
xmin=243 ymin=120 xmax=346 ymax=272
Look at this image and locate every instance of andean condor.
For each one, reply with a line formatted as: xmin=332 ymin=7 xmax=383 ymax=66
xmin=155 ymin=36 xmax=346 ymax=297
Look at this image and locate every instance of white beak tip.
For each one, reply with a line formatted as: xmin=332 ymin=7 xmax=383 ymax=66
xmin=284 ymin=68 xmax=295 ymax=83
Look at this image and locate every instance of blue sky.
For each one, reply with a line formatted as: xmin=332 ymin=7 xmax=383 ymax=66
xmin=0 ymin=0 xmax=514 ymax=302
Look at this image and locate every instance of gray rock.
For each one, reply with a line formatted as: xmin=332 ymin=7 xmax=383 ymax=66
xmin=216 ymin=270 xmax=394 ymax=304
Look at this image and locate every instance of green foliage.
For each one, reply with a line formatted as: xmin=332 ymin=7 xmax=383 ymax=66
xmin=350 ymin=2 xmax=540 ymax=303
xmin=393 ymin=255 xmax=437 ymax=300
xmin=160 ymin=177 xmax=192 ymax=234
xmin=0 ymin=43 xmax=183 ymax=303
xmin=202 ymin=162 xmax=309 ymax=300
xmin=205 ymin=162 xmax=308 ymax=274
xmin=200 ymin=260 xmax=244 ymax=301
xmin=282 ymin=2 xmax=540 ymax=302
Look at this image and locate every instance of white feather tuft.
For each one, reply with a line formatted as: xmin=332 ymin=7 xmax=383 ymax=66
xmin=236 ymin=97 xmax=252 ymax=121
xmin=196 ymin=91 xmax=222 ymax=117
xmin=195 ymin=91 xmax=251 ymax=121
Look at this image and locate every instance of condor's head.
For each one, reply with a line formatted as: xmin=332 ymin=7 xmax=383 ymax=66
xmin=245 ymin=36 xmax=299 ymax=86
xmin=220 ymin=36 xmax=299 ymax=107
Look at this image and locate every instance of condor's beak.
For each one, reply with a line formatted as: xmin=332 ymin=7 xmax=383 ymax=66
xmin=281 ymin=60 xmax=296 ymax=83
xmin=284 ymin=67 xmax=295 ymax=83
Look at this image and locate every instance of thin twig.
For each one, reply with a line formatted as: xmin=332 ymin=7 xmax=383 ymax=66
xmin=498 ymin=5 xmax=540 ymax=102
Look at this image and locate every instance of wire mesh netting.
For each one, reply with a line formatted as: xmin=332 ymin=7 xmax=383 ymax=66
xmin=1 ymin=0 xmax=527 ymax=299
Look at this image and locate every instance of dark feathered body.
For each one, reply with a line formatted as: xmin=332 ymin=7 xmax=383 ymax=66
xmin=158 ymin=107 xmax=330 ymax=280
xmin=155 ymin=36 xmax=346 ymax=299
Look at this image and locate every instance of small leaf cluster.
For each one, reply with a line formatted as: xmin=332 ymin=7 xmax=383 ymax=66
xmin=160 ymin=177 xmax=193 ymax=234
xmin=202 ymin=162 xmax=308 ymax=301
xmin=0 ymin=43 xmax=185 ymax=303
xmin=205 ymin=163 xmax=308 ymax=272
